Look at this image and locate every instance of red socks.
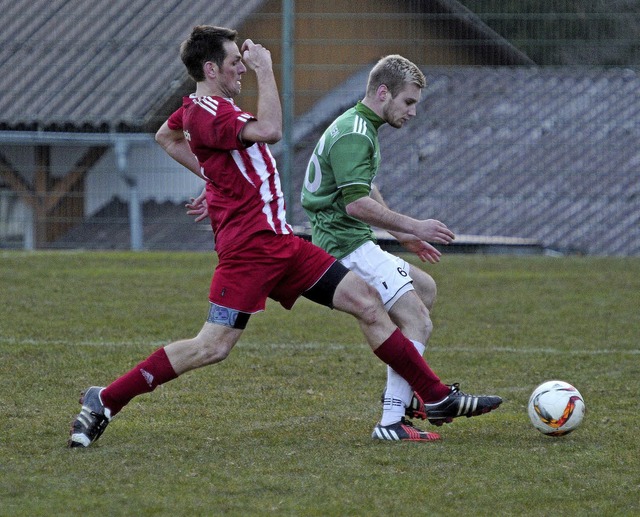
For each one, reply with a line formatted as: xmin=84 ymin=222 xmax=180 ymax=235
xmin=99 ymin=331 xmax=445 ymax=417
xmin=374 ymin=329 xmax=450 ymax=403
xmin=101 ymin=347 xmax=178 ymax=416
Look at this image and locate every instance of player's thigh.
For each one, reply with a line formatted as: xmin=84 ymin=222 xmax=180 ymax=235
xmin=333 ymin=271 xmax=404 ymax=348
xmin=408 ymin=264 xmax=437 ymax=311
xmin=272 ymin=237 xmax=337 ymax=309
xmin=210 ymin=255 xmax=282 ymax=314
xmin=332 ymin=270 xmax=385 ymax=319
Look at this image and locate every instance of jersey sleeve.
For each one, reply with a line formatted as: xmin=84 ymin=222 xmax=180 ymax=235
xmin=329 ymin=133 xmax=375 ymax=191
xmin=198 ymin=100 xmax=255 ymax=151
xmin=341 ymin=183 xmax=370 ymax=205
xmin=167 ymin=106 xmax=184 ymax=131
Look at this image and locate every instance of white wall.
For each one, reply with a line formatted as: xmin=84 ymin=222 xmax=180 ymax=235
xmin=86 ymin=144 xmax=204 ymax=215
xmin=0 ymin=142 xmax=204 ymax=246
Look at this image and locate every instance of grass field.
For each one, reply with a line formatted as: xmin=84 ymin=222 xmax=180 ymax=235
xmin=1 ymin=251 xmax=638 ymax=516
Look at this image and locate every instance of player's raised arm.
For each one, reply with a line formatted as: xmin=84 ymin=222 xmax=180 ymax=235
xmin=239 ymin=39 xmax=282 ymax=144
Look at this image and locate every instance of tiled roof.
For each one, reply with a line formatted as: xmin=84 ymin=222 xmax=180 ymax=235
xmin=287 ymin=67 xmax=640 ymax=256
xmin=0 ymin=0 xmax=265 ymax=132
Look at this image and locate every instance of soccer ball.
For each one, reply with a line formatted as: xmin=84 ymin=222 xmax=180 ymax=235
xmin=527 ymin=380 xmax=585 ymax=436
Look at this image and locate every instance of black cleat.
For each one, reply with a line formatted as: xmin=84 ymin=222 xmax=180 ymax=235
xmin=425 ymin=383 xmax=502 ymax=426
xmin=372 ymin=417 xmax=441 ymax=442
xmin=68 ymin=386 xmax=112 ymax=448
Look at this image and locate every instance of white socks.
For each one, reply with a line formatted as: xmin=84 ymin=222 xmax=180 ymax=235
xmin=380 ymin=340 xmax=426 ymax=426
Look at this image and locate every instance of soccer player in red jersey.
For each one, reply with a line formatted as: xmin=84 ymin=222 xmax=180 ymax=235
xmin=68 ymin=26 xmax=496 ymax=447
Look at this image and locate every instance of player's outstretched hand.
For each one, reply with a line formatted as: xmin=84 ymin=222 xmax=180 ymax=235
xmin=185 ymin=187 xmax=208 ymax=223
xmin=415 ymin=219 xmax=455 ymax=245
xmin=400 ymin=238 xmax=442 ymax=264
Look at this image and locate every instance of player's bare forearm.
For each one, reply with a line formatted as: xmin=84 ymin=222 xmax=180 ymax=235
xmin=347 ymin=196 xmax=418 ymax=235
xmin=155 ymin=122 xmax=204 ymax=179
xmin=253 ymin=69 xmax=282 ymax=141
xmin=387 ymin=228 xmax=418 ymax=243
xmin=367 ymin=185 xmax=453 ymax=247
xmin=167 ymin=143 xmax=203 ymax=180
xmin=346 ymin=196 xmax=455 ymax=245
xmin=369 ymin=186 xmax=417 ymax=241
xmin=240 ymin=39 xmax=282 ymax=144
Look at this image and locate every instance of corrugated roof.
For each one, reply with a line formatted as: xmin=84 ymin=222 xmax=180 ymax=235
xmin=0 ymin=0 xmax=533 ymax=133
xmin=0 ymin=0 xmax=266 ymax=132
xmin=287 ymin=67 xmax=640 ymax=256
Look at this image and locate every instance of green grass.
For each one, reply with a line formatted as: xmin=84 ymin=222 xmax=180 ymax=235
xmin=1 ymin=251 xmax=639 ymax=516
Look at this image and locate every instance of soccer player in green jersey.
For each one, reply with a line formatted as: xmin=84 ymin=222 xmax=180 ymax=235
xmin=302 ymin=55 xmax=502 ymax=441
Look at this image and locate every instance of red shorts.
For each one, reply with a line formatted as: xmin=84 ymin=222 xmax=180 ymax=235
xmin=209 ymin=232 xmax=337 ymax=313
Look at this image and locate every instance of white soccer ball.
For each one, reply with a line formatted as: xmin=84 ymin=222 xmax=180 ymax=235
xmin=527 ymin=380 xmax=585 ymax=436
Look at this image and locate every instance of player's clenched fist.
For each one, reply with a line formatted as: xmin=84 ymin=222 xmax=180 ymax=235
xmin=241 ymin=39 xmax=272 ymax=71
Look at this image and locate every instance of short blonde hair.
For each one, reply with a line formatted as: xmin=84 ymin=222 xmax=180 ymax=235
xmin=366 ymin=55 xmax=426 ymax=97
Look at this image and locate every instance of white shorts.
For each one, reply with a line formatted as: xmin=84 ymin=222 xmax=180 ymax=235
xmin=340 ymin=241 xmax=414 ymax=310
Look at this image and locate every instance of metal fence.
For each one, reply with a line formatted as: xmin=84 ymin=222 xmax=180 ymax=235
xmin=1 ymin=2 xmax=639 ymax=255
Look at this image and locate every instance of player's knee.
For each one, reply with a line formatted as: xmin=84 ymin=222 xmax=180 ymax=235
xmin=334 ymin=271 xmax=385 ymax=322
xmin=193 ymin=329 xmax=237 ymax=366
xmin=422 ymin=276 xmax=437 ymax=311
xmin=199 ymin=340 xmax=233 ymax=365
xmin=424 ymin=312 xmax=433 ymax=341
xmin=412 ymin=268 xmax=437 ymax=311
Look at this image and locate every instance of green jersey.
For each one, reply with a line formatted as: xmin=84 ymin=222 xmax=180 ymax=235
xmin=301 ymin=102 xmax=384 ymax=260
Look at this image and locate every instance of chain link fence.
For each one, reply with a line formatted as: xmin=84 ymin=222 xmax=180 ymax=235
xmin=1 ymin=1 xmax=638 ymax=254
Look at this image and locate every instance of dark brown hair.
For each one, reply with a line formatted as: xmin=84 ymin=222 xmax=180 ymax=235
xmin=180 ymin=25 xmax=238 ymax=82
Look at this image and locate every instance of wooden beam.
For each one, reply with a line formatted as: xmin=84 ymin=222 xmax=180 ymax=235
xmin=34 ymin=145 xmax=51 ymax=247
xmin=1 ymin=145 xmax=110 ymax=247
xmin=46 ymin=146 xmax=108 ymax=213
xmin=0 ymin=151 xmax=35 ymax=208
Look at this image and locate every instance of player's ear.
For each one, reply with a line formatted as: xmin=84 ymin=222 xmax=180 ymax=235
xmin=377 ymin=84 xmax=389 ymax=102
xmin=204 ymin=61 xmax=217 ymax=79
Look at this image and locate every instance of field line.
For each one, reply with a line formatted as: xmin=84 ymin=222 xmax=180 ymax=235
xmin=1 ymin=337 xmax=638 ymax=355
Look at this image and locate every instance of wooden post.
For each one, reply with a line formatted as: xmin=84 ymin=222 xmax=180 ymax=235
xmin=0 ymin=145 xmax=108 ymax=248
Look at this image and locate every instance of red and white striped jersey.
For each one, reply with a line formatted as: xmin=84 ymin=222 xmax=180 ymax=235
xmin=168 ymin=94 xmax=291 ymax=255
